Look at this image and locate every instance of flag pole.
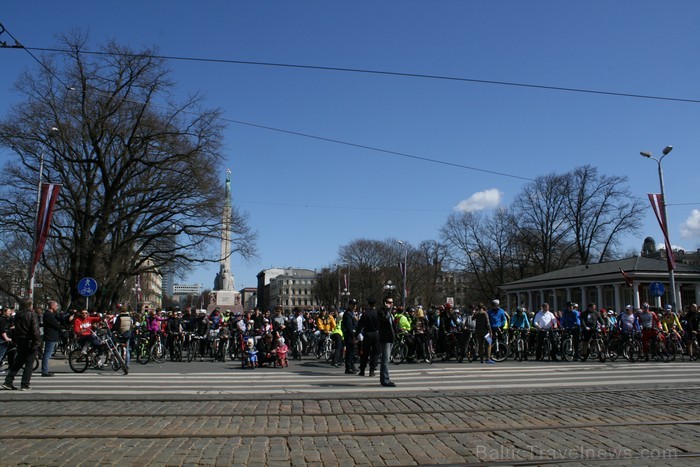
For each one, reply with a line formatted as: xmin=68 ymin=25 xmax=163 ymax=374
xmin=28 ymin=128 xmax=59 ymax=302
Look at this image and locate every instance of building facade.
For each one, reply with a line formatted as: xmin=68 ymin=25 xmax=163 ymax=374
xmin=257 ymin=268 xmax=320 ymax=313
xmin=501 ymin=256 xmax=700 ymax=314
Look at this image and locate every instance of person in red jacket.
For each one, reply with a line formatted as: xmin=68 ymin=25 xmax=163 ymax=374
xmin=73 ymin=309 xmax=102 ymax=352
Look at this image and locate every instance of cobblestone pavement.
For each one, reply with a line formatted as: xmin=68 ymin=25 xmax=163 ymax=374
xmin=1 ymin=383 xmax=698 ymax=466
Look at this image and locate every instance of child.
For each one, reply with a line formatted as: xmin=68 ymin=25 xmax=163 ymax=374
xmin=245 ymin=338 xmax=258 ymax=369
xmin=275 ymin=337 xmax=289 ymax=367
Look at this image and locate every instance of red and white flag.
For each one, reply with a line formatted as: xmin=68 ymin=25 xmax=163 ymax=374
xmin=619 ymin=268 xmax=633 ymax=287
xmin=30 ymin=183 xmax=61 ymax=277
xmin=648 ymin=193 xmax=676 ymax=271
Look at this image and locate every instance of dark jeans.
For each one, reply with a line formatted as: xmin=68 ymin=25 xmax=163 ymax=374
xmin=0 ymin=341 xmax=9 ymax=366
xmin=344 ymin=337 xmax=356 ymax=371
xmin=4 ymin=340 xmax=37 ymax=388
xmin=41 ymin=340 xmax=58 ymax=375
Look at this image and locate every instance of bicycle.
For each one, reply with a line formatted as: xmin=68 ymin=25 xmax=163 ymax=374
xmin=490 ymin=328 xmax=510 ymax=362
xmin=315 ymin=333 xmax=333 ymax=361
xmin=187 ymin=335 xmax=205 ymax=362
xmin=512 ymin=329 xmax=529 ymax=362
xmin=582 ymin=331 xmax=607 ymax=362
xmin=649 ymin=331 xmax=673 ymax=362
xmin=391 ymin=332 xmax=409 ymax=365
xmin=149 ymin=332 xmax=166 ymax=363
xmin=622 ymin=331 xmax=643 ymax=363
xmin=0 ymin=343 xmax=40 ymax=371
xmin=135 ymin=334 xmax=151 ymax=364
xmin=536 ymin=329 xmax=554 ymax=361
xmin=559 ymin=329 xmax=575 ymax=362
xmin=171 ymin=333 xmax=184 ymax=362
xmin=68 ymin=328 xmax=128 ymax=375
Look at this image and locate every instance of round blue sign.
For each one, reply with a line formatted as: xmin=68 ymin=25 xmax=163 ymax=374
xmin=649 ymin=281 xmax=665 ymax=298
xmin=78 ymin=277 xmax=98 ymax=297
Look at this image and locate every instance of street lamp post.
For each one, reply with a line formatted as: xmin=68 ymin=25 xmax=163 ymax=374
xmin=383 ymin=280 xmax=396 ymax=300
xmin=640 ymin=145 xmax=678 ymax=308
xmin=341 ymin=287 xmax=351 ymax=308
xmin=397 ymin=240 xmax=408 ymax=310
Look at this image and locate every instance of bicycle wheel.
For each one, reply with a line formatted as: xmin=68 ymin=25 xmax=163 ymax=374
xmin=68 ymin=349 xmax=89 ymax=373
xmin=658 ymin=340 xmax=672 ymax=362
xmin=112 ymin=350 xmax=128 ymax=375
xmin=465 ymin=339 xmax=477 ymax=362
xmin=391 ymin=342 xmax=407 ymax=365
xmin=136 ymin=341 xmax=151 ymax=364
xmin=324 ymin=340 xmax=334 ymax=362
xmin=219 ymin=340 xmax=229 ymax=362
xmin=595 ymin=339 xmax=606 ymax=363
xmin=541 ymin=338 xmax=551 ymax=361
xmin=151 ymin=342 xmax=166 ymax=363
xmin=623 ymin=340 xmax=638 ymax=362
xmin=607 ymin=340 xmax=619 ymax=361
xmin=515 ymin=339 xmax=525 ymax=362
xmin=561 ymin=339 xmax=574 ymax=362
xmin=187 ymin=340 xmax=197 ymax=362
xmin=173 ymin=341 xmax=183 ymax=362
xmin=455 ymin=339 xmax=466 ymax=363
xmin=491 ymin=340 xmax=509 ymax=362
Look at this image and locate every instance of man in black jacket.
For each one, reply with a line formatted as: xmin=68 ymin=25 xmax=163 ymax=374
xmin=378 ymin=297 xmax=397 ymax=387
xmin=41 ymin=300 xmax=62 ymax=377
xmin=341 ymin=299 xmax=359 ymax=374
xmin=3 ymin=299 xmax=41 ymax=390
xmin=356 ymin=297 xmax=380 ymax=377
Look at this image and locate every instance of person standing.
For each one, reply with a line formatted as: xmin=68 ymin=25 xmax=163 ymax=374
xmin=533 ymin=303 xmax=559 ymax=361
xmin=41 ymin=300 xmax=62 ymax=377
xmin=3 ymin=299 xmax=41 ymax=391
xmin=0 ymin=307 xmax=13 ymax=369
xmin=378 ymin=297 xmax=396 ymax=387
xmin=560 ymin=302 xmax=581 ymax=360
xmin=330 ymin=308 xmax=344 ymax=367
xmin=114 ymin=307 xmax=134 ymax=367
xmin=356 ymin=297 xmax=380 ymax=377
xmin=341 ymin=299 xmax=359 ymax=374
xmin=473 ymin=304 xmax=492 ymax=363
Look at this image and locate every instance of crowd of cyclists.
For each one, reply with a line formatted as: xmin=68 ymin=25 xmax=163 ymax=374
xmin=1 ymin=298 xmax=698 ymax=376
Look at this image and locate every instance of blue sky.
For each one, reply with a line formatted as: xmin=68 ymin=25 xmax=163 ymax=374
xmin=2 ymin=1 xmax=700 ymax=290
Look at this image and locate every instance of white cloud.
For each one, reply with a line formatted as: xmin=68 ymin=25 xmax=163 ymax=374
xmin=454 ymin=189 xmax=502 ymax=213
xmin=680 ymin=209 xmax=700 ymax=239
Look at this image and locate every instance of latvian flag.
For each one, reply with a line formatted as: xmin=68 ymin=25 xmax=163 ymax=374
xmin=31 ymin=183 xmax=61 ymax=277
xmin=648 ymin=193 xmax=676 ymax=271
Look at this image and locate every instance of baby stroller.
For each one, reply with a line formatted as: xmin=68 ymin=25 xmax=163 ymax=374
xmin=275 ymin=337 xmax=289 ymax=368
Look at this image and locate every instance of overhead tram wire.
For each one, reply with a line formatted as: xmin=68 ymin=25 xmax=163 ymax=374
xmin=16 ymin=46 xmax=700 ymax=105
xmin=1 ymin=28 xmax=535 ymax=182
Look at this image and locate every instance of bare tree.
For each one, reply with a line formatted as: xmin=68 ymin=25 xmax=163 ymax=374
xmin=337 ymin=239 xmax=395 ymax=304
xmin=512 ymin=172 xmax=577 ymax=274
xmin=412 ymin=240 xmax=448 ymax=308
xmin=560 ymin=165 xmax=646 ymax=264
xmin=312 ymin=267 xmax=338 ymax=308
xmin=0 ymin=33 xmax=256 ymax=310
xmin=440 ymin=208 xmax=516 ymax=301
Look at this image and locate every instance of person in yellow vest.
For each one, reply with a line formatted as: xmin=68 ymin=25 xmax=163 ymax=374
xmin=330 ymin=307 xmax=344 ymax=367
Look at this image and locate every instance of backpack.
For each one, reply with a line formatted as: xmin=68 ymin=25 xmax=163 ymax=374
xmin=117 ymin=314 xmax=132 ymax=334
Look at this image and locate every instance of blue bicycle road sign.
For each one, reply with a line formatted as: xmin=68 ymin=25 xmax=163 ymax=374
xmin=648 ymin=281 xmax=665 ymax=298
xmin=78 ymin=277 xmax=98 ymax=297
